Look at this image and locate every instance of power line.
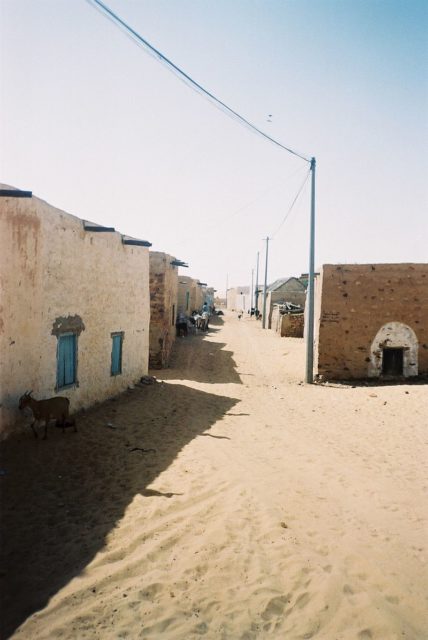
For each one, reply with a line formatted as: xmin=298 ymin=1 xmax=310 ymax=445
xmin=86 ymin=0 xmax=311 ymax=164
xmin=270 ymin=168 xmax=311 ymax=238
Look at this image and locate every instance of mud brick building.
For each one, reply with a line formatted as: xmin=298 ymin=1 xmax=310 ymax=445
xmin=264 ymin=277 xmax=306 ymax=328
xmin=149 ymin=252 xmax=179 ymax=368
xmin=314 ymin=263 xmax=428 ymax=380
xmin=0 ymin=186 xmax=151 ymax=437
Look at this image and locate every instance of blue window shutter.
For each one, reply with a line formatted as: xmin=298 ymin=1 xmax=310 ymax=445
xmin=57 ymin=334 xmax=76 ymax=388
xmin=111 ymin=334 xmax=122 ymax=375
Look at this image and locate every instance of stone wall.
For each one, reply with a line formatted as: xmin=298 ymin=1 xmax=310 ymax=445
xmin=149 ymin=252 xmax=178 ymax=368
xmin=0 ymin=189 xmax=150 ymax=436
xmin=314 ymin=263 xmax=428 ymax=380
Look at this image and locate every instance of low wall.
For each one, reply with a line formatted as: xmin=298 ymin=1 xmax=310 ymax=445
xmin=271 ymin=308 xmax=304 ymax=337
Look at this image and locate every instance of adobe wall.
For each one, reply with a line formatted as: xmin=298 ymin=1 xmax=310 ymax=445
xmin=314 ymin=264 xmax=428 ymax=380
xmin=0 ymin=190 xmax=150 ymax=437
xmin=149 ymin=252 xmax=178 ymax=368
xmin=281 ymin=314 xmax=304 ymax=338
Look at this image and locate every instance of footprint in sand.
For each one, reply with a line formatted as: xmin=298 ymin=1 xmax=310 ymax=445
xmin=261 ymin=595 xmax=289 ymax=621
xmin=295 ymin=592 xmax=311 ymax=609
xmin=358 ymin=630 xmax=373 ymax=639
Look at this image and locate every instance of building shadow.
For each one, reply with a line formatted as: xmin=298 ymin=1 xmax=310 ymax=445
xmin=162 ymin=337 xmax=242 ymax=385
xmin=0 ymin=383 xmax=238 ymax=638
xmin=314 ymin=374 xmax=428 ymax=388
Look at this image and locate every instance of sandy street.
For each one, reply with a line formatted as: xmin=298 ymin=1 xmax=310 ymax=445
xmin=1 ymin=313 xmax=427 ymax=640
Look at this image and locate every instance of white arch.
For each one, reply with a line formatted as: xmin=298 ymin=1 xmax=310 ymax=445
xmin=368 ymin=322 xmax=418 ymax=378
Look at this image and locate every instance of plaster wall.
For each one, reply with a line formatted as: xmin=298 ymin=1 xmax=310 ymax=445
xmin=227 ymin=287 xmax=250 ymax=312
xmin=149 ymin=252 xmax=178 ymax=368
xmin=0 ymin=191 xmax=150 ymax=436
xmin=314 ymin=264 xmax=428 ymax=380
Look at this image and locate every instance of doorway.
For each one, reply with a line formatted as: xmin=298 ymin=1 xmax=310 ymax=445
xmin=382 ymin=348 xmax=404 ymax=376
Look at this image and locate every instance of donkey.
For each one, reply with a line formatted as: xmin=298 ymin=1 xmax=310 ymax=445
xmin=18 ymin=391 xmax=75 ymax=439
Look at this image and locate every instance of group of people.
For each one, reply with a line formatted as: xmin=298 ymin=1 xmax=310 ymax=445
xmin=176 ymin=302 xmax=213 ymax=337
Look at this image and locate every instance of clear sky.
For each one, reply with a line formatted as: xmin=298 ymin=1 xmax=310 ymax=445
xmin=1 ymin=0 xmax=427 ymax=294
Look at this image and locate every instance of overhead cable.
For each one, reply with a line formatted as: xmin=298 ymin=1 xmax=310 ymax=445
xmin=86 ymin=0 xmax=311 ymax=163
xmin=271 ymin=168 xmax=311 ymax=238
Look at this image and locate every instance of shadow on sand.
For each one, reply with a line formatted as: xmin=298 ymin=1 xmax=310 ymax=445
xmin=162 ymin=317 xmax=241 ymax=385
xmin=0 ymin=382 xmax=238 ymax=638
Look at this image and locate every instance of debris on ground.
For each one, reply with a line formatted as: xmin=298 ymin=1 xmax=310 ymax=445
xmin=140 ymin=375 xmax=158 ymax=385
xmin=129 ymin=447 xmax=156 ymax=454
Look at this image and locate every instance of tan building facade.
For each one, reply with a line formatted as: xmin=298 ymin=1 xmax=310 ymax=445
xmin=149 ymin=252 xmax=178 ymax=368
xmin=0 ymin=187 xmax=151 ymax=436
xmin=314 ymin=263 xmax=428 ymax=380
xmin=177 ymin=276 xmax=203 ymax=314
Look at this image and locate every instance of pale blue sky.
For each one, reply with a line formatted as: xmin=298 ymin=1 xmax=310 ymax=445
xmin=1 ymin=0 xmax=427 ymax=294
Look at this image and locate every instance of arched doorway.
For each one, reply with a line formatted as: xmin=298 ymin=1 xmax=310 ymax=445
xmin=368 ymin=322 xmax=418 ymax=378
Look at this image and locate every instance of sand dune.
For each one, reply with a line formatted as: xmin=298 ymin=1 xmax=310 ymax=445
xmin=1 ymin=313 xmax=427 ymax=639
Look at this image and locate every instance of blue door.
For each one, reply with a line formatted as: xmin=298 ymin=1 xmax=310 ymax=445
xmin=57 ymin=334 xmax=76 ymax=388
xmin=111 ymin=334 xmax=123 ymax=375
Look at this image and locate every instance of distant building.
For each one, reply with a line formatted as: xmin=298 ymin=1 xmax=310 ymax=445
xmin=149 ymin=252 xmax=179 ymax=368
xmin=177 ymin=276 xmax=205 ymax=314
xmin=0 ymin=186 xmax=151 ymax=437
xmin=227 ymin=286 xmax=250 ymax=312
xmin=262 ymin=277 xmax=307 ymax=328
xmin=313 ymin=263 xmax=428 ymax=380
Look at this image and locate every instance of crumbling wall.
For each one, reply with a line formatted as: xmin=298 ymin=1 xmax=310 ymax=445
xmin=314 ymin=263 xmax=428 ymax=380
xmin=149 ymin=252 xmax=178 ymax=368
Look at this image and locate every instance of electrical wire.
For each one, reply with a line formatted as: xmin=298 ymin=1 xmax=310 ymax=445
xmin=86 ymin=0 xmax=311 ymax=164
xmin=270 ymin=168 xmax=311 ymax=238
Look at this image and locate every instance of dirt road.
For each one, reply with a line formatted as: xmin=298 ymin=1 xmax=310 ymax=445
xmin=1 ymin=313 xmax=427 ymax=639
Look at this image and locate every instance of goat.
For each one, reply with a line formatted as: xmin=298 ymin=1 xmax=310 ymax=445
xmin=18 ymin=391 xmax=75 ymax=440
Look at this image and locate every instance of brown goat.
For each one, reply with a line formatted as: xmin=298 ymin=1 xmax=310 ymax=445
xmin=18 ymin=391 xmax=75 ymax=439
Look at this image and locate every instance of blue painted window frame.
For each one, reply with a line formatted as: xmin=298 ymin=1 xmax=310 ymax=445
xmin=57 ymin=333 xmax=77 ymax=389
xmin=111 ymin=332 xmax=123 ymax=376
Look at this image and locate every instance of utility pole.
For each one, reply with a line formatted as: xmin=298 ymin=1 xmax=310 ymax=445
xmin=305 ymin=157 xmax=316 ymax=383
xmin=262 ymin=237 xmax=269 ymax=329
xmin=250 ymin=269 xmax=254 ymax=311
xmin=255 ymin=251 xmax=259 ymax=316
xmin=225 ymin=272 xmax=228 ymax=310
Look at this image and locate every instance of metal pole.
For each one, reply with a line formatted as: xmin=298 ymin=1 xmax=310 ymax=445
xmin=255 ymin=251 xmax=259 ymax=315
xmin=225 ymin=272 xmax=228 ymax=309
xmin=262 ymin=237 xmax=269 ymax=329
xmin=305 ymin=157 xmax=316 ymax=383
xmin=251 ymin=269 xmax=254 ymax=311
